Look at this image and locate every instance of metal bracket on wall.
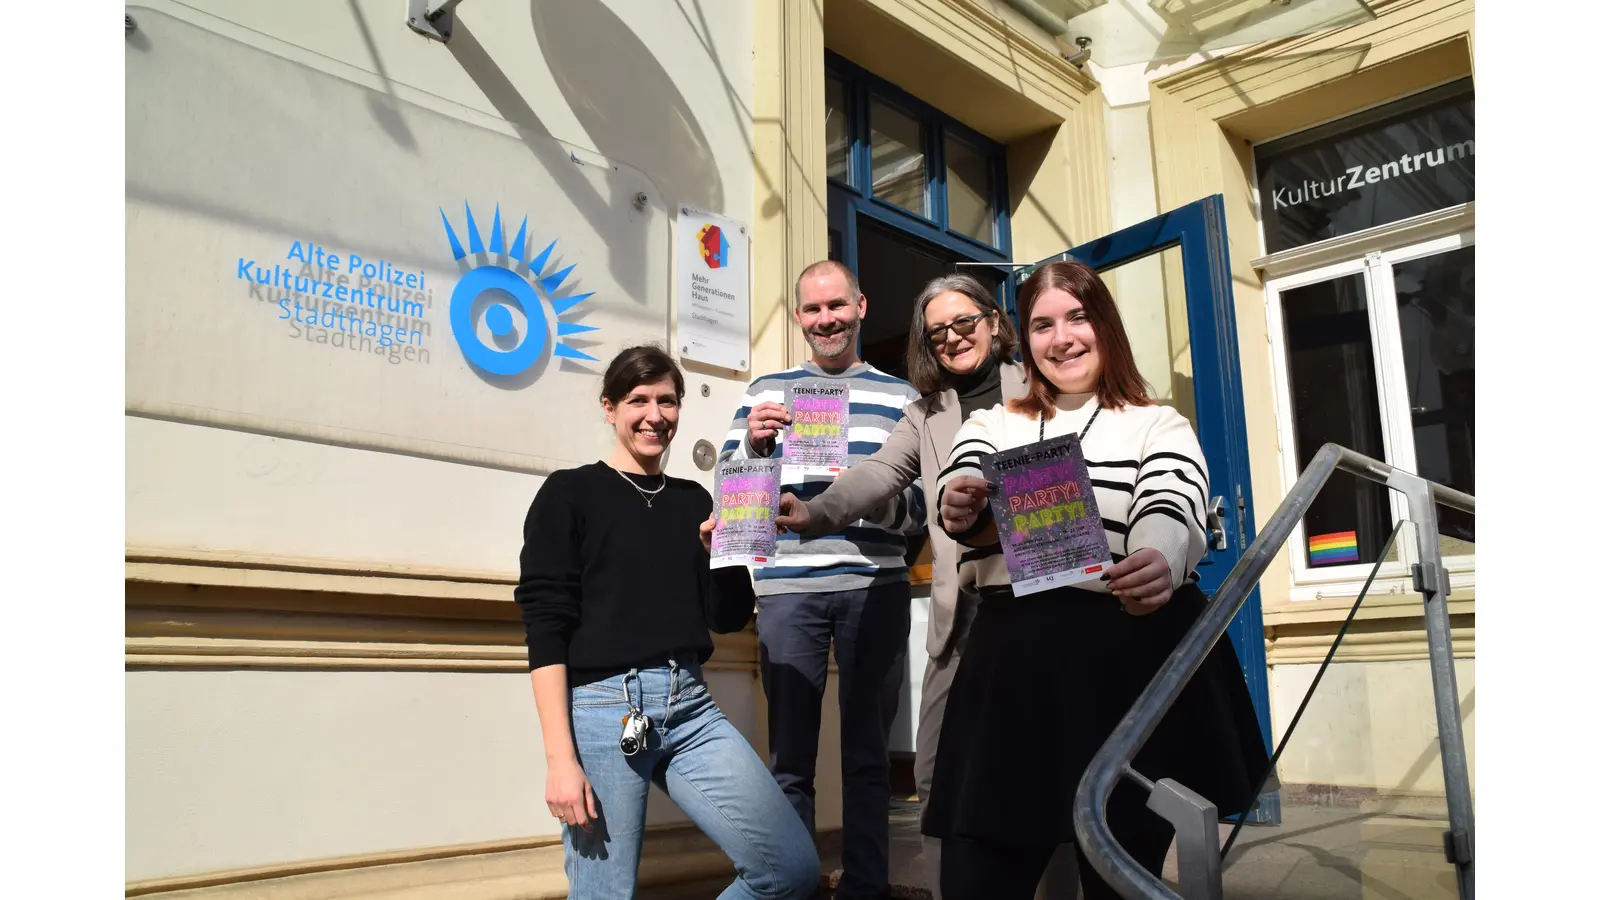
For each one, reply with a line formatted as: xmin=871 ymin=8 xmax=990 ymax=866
xmin=1413 ymin=561 xmax=1451 ymax=598
xmin=408 ymin=0 xmax=463 ymax=43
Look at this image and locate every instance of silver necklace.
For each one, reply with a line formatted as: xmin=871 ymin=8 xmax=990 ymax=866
xmin=613 ymin=466 xmax=667 ymax=507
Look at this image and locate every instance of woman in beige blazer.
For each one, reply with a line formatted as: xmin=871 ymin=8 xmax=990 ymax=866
xmin=775 ymin=273 xmax=1077 ymax=900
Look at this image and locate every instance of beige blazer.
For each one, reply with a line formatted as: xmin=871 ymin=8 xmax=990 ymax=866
xmin=802 ymin=362 xmax=1027 ymax=659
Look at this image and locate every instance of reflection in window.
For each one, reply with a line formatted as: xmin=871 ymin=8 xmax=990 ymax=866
xmin=1096 ymin=247 xmax=1197 ymax=426
xmin=1281 ymin=274 xmax=1395 ymax=567
xmin=855 ymin=218 xmax=946 ymax=380
xmin=854 ymin=220 xmax=1006 ymax=382
xmin=826 ymin=74 xmax=849 ymax=183
xmin=1254 ymin=80 xmax=1473 ymax=253
xmin=870 ymin=98 xmax=927 ymax=216
xmin=1394 ymin=246 xmax=1475 ymax=550
xmin=946 ymin=134 xmax=994 ymax=244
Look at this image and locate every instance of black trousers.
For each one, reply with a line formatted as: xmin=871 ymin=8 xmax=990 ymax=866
xmin=940 ymin=783 xmax=1175 ymax=900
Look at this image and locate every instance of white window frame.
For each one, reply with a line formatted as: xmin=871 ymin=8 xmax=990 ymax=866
xmin=1261 ymin=222 xmax=1475 ymax=601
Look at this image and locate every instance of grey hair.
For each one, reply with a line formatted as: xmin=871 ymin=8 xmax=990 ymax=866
xmin=904 ymin=273 xmax=1018 ymax=395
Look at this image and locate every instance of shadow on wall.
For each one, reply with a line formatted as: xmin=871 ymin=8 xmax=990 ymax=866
xmin=1170 ymin=371 xmax=1197 ymax=426
xmin=530 ymin=0 xmax=724 ymax=216
xmin=672 ymin=0 xmax=784 ymax=221
xmin=1004 ymin=127 xmax=1077 ymax=253
xmin=347 ymin=0 xmax=418 ymax=152
xmin=1389 ymin=683 xmax=1475 ymax=799
xmin=447 ymin=19 xmax=647 ymax=308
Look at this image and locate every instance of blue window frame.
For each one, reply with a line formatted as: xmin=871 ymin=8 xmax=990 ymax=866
xmin=825 ymin=52 xmax=1013 ymax=310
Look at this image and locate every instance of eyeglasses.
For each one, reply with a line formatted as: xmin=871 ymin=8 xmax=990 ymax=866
xmin=926 ymin=313 xmax=989 ymax=344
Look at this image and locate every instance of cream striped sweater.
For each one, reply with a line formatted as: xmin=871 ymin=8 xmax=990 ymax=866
xmin=935 ymin=394 xmax=1210 ymax=598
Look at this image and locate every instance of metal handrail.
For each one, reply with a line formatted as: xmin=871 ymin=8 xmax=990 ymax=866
xmin=1071 ymin=444 xmax=1477 ymax=900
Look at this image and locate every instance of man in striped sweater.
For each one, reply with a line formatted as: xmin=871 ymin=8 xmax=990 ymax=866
xmin=720 ymin=260 xmax=924 ymax=900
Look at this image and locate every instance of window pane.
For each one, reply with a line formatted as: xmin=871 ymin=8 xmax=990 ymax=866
xmin=825 ymin=74 xmax=849 ymax=183
xmin=1255 ymin=79 xmax=1474 ymax=253
xmin=1097 ymin=247 xmax=1197 ymax=427
xmin=1393 ymin=245 xmax=1475 ymax=550
xmin=1281 ymin=273 xmax=1396 ymax=567
xmin=946 ymin=135 xmax=994 ymax=243
xmin=854 ymin=218 xmax=950 ymax=381
xmin=870 ymin=98 xmax=927 ymax=216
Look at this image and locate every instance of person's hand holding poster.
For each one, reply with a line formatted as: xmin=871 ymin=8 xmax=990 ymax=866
xmin=980 ymin=434 xmax=1112 ymax=596
xmin=711 ymin=458 xmax=781 ymax=569
xmin=781 ymin=381 xmax=849 ymax=480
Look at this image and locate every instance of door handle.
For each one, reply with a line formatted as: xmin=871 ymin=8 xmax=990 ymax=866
xmin=1206 ymin=496 xmax=1227 ymax=552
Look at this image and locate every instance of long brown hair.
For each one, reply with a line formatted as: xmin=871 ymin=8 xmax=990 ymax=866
xmin=1008 ymin=261 xmax=1152 ymax=420
xmin=904 ymin=273 xmax=1019 ymax=395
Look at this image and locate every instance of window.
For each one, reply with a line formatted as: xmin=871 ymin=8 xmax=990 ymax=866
xmin=854 ymin=218 xmax=1007 ymax=381
xmin=1256 ymin=79 xmax=1474 ymax=253
xmin=1257 ymin=80 xmax=1475 ymax=597
xmin=1278 ymin=270 xmax=1398 ymax=569
xmin=945 ymin=134 xmax=996 ymax=244
xmin=1265 ymin=233 xmax=1475 ymax=594
xmin=825 ymin=73 xmax=850 ymax=183
xmin=824 ymin=53 xmax=1009 ymax=257
xmin=869 ymin=98 xmax=928 ymax=217
xmin=823 ymin=52 xmax=1012 ymax=381
xmin=1388 ymin=241 xmax=1475 ymax=551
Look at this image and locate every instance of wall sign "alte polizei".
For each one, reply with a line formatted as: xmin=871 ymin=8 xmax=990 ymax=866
xmin=1270 ymin=138 xmax=1475 ymax=211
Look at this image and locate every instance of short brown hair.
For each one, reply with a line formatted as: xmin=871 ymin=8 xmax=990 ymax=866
xmin=904 ymin=274 xmax=1019 ymax=395
xmin=794 ymin=259 xmax=861 ymax=308
xmin=1008 ymin=261 xmax=1151 ymax=420
xmin=600 ymin=345 xmax=684 ymax=405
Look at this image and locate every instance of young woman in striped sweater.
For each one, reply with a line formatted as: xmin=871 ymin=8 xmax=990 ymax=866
xmin=923 ymin=261 xmax=1268 ymax=900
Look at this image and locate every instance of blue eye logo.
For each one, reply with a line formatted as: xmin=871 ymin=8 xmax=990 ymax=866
xmin=440 ymin=202 xmax=597 ymax=376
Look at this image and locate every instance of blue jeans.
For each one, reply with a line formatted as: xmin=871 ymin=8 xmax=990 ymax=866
xmin=757 ymin=582 xmax=912 ymax=900
xmin=565 ymin=660 xmax=820 ymax=899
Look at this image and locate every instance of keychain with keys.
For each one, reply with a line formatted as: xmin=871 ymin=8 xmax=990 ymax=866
xmin=618 ymin=670 xmax=652 ymax=756
xmin=620 ymin=706 xmax=651 ymax=756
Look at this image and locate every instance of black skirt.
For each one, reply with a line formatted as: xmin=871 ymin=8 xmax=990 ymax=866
xmin=922 ymin=582 xmax=1270 ymax=845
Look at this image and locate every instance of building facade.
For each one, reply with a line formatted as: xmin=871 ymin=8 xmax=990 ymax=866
xmin=125 ymin=0 xmax=1474 ymax=894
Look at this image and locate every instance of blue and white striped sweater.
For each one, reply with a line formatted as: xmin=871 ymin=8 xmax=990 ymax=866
xmin=720 ymin=362 xmax=926 ymax=596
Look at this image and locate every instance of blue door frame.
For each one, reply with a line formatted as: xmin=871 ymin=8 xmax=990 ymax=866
xmin=1032 ymin=194 xmax=1279 ymax=824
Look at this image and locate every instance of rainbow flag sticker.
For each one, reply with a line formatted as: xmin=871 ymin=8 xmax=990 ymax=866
xmin=1308 ymin=531 xmax=1359 ymax=565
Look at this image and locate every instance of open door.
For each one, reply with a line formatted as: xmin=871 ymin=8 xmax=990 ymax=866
xmin=1026 ymin=195 xmax=1279 ymax=822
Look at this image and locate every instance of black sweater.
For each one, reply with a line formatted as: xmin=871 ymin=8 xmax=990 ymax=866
xmin=514 ymin=462 xmax=757 ymax=685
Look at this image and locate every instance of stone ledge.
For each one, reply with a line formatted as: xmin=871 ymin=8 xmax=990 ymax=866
xmin=1280 ymin=782 xmax=1452 ymax=818
xmin=127 ymin=826 xmax=736 ymax=899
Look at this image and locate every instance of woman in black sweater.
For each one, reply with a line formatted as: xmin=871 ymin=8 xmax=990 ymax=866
xmin=516 ymin=346 xmax=819 ymax=899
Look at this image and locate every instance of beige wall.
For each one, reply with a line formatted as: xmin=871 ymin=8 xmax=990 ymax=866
xmin=126 ymin=0 xmax=799 ymax=891
xmin=126 ymin=666 xmax=785 ymax=882
xmin=127 ymin=0 xmax=762 ymax=549
xmin=1270 ymin=659 xmax=1475 ymax=798
xmin=1144 ymin=0 xmax=1475 ymax=616
xmin=751 ymin=0 xmax=828 ymax=374
xmin=128 ymin=669 xmax=561 ymax=881
xmin=126 ymin=2 xmax=1482 ymax=895
xmin=1139 ymin=0 xmax=1476 ymax=793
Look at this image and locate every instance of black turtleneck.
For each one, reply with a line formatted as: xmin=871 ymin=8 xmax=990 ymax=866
xmin=950 ymin=356 xmax=1003 ymax=421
